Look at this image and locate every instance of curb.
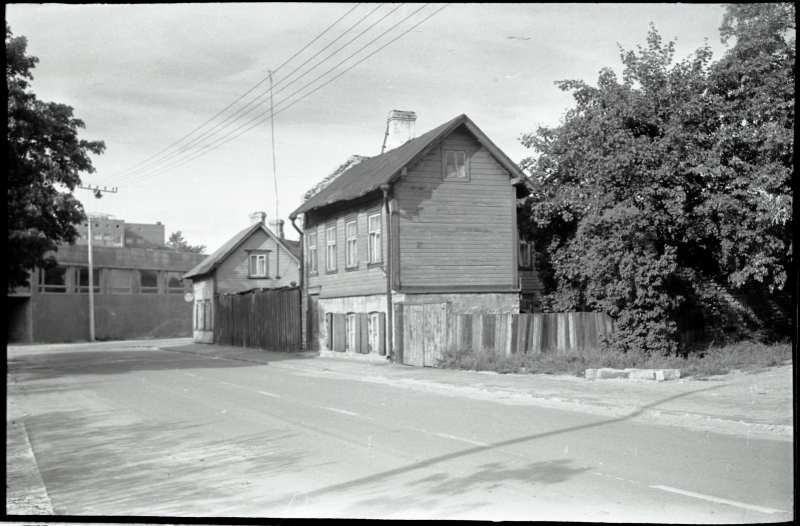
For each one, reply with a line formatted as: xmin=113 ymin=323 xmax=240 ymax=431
xmin=6 ymin=422 xmax=54 ymax=515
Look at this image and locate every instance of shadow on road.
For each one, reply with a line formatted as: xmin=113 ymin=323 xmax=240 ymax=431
xmin=263 ymin=385 xmax=726 ymax=514
xmin=7 ymin=348 xmax=274 ymax=381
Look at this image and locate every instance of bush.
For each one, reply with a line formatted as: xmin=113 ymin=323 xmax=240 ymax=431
xmin=435 ymin=340 xmax=791 ymax=378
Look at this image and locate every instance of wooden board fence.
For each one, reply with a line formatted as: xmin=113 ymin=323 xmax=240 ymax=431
xmin=398 ymin=307 xmax=616 ymax=366
xmin=214 ymin=288 xmax=302 ymax=352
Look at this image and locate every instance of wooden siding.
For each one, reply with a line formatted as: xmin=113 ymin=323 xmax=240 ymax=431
xmin=214 ymin=229 xmax=300 ymax=294
xmin=191 ymin=275 xmax=215 ymax=300
xmin=394 ymin=129 xmax=516 ymax=289
xmin=306 ymin=199 xmax=388 ymax=299
xmin=519 ymin=269 xmax=544 ymax=293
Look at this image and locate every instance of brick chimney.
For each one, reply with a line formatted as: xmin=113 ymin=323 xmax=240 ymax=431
xmin=268 ymin=219 xmax=285 ymax=239
xmin=250 ymin=211 xmax=266 ymax=225
xmin=382 ymin=110 xmax=416 ymax=152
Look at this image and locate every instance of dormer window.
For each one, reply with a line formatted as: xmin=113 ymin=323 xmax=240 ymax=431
xmin=443 ymin=149 xmax=469 ymax=181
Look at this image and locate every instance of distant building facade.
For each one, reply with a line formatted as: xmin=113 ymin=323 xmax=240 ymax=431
xmin=73 ymin=215 xmax=166 ymax=249
xmin=7 ymin=242 xmax=206 ymax=344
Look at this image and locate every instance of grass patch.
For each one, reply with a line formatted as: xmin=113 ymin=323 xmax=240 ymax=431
xmin=435 ymin=340 xmax=792 ymax=379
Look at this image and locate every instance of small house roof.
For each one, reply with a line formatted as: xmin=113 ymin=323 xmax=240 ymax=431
xmin=289 ymin=114 xmax=531 ymax=219
xmin=183 ymin=222 xmax=300 ymax=280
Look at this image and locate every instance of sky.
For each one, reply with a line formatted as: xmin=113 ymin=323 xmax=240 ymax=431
xmin=7 ymin=3 xmax=732 ymax=253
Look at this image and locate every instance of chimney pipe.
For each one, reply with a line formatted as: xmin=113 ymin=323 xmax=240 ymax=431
xmin=382 ymin=110 xmax=416 ymax=153
xmin=268 ymin=219 xmax=285 ymax=239
xmin=250 ymin=211 xmax=266 ymax=225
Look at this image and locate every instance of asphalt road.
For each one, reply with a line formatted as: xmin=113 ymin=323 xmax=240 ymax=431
xmin=7 ymin=342 xmax=794 ymax=521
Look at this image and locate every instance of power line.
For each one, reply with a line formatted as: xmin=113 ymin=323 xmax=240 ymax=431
xmin=102 ymin=3 xmax=395 ymax=184
xmin=116 ymin=4 xmax=447 ymax=186
xmin=97 ymin=3 xmax=362 ymax=183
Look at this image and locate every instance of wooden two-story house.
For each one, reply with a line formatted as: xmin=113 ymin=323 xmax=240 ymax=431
xmin=183 ymin=212 xmax=301 ymax=343
xmin=289 ymin=112 xmax=542 ymax=363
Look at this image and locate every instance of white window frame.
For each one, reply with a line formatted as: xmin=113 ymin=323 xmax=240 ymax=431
xmin=346 ymin=313 xmax=356 ymax=352
xmin=249 ymin=253 xmax=268 ymax=277
xmin=326 ymin=225 xmax=337 ymax=271
xmin=443 ymin=149 xmax=469 ymax=181
xmin=368 ymin=213 xmax=382 ymax=264
xmin=345 ymin=220 xmax=358 ymax=268
xmin=307 ymin=231 xmax=318 ymax=274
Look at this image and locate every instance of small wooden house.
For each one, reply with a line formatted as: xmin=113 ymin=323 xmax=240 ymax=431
xmin=289 ymin=112 xmax=543 ymax=363
xmin=183 ymin=212 xmax=301 ymax=343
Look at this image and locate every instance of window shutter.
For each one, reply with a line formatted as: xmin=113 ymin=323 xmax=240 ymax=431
xmin=378 ymin=312 xmax=386 ymax=355
xmin=333 ymin=313 xmax=346 ymax=352
xmin=326 ymin=313 xmax=334 ymax=350
xmin=358 ymin=313 xmax=369 ymax=353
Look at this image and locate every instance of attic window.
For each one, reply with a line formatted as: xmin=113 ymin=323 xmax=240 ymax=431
xmin=443 ymin=149 xmax=469 ymax=181
xmin=247 ymin=250 xmax=270 ymax=278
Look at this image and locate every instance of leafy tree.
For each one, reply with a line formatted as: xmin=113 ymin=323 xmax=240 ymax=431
xmin=7 ymin=22 xmax=105 ymax=291
xmin=157 ymin=231 xmax=206 ymax=254
xmin=518 ymin=4 xmax=794 ymax=354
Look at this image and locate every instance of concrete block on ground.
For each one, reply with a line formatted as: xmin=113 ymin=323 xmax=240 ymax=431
xmin=626 ymin=368 xmax=656 ymax=380
xmin=585 ymin=369 xmax=597 ymax=380
xmin=595 ymin=368 xmax=631 ymax=379
xmin=656 ymin=369 xmax=681 ymax=381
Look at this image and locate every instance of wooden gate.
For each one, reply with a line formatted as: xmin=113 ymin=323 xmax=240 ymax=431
xmin=214 ymin=288 xmax=302 ymax=352
xmin=397 ymin=302 xmax=448 ymax=367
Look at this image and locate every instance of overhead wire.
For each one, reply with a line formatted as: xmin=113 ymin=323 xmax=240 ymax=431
xmin=102 ymin=3 xmax=397 ymax=184
xmin=116 ymin=4 xmax=448 ymax=186
xmin=96 ymin=3 xmax=362 ymax=183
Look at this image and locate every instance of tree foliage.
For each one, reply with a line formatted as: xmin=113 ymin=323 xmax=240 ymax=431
xmin=156 ymin=231 xmax=207 ymax=254
xmin=7 ymin=22 xmax=106 ymax=291
xmin=518 ymin=4 xmax=794 ymax=354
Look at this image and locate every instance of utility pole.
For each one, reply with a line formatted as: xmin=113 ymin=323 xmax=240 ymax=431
xmin=78 ymin=184 xmax=118 ymax=341
xmin=269 ymin=70 xmax=280 ymax=279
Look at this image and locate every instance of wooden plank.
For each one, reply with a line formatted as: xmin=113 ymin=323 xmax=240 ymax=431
xmin=423 ymin=303 xmax=447 ymax=367
xmin=496 ymin=314 xmax=507 ymax=355
xmin=509 ymin=315 xmax=519 ymax=354
xmin=516 ymin=313 xmax=529 ymax=354
xmin=530 ymin=314 xmax=541 ymax=354
xmin=482 ymin=314 xmax=496 ymax=352
xmin=404 ymin=304 xmax=423 ymax=366
xmin=568 ymin=312 xmax=579 ymax=352
xmin=472 ymin=314 xmax=482 ymax=352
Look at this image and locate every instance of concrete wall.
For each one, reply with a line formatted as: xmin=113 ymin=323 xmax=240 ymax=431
xmin=7 ymin=297 xmax=32 ymax=343
xmin=31 ymin=293 xmax=193 ymax=342
xmin=7 ymin=243 xmax=207 ymax=344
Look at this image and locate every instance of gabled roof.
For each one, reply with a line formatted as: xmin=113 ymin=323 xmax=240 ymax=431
xmin=183 ymin=222 xmax=300 ymax=280
xmin=289 ymin=114 xmax=531 ymax=219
